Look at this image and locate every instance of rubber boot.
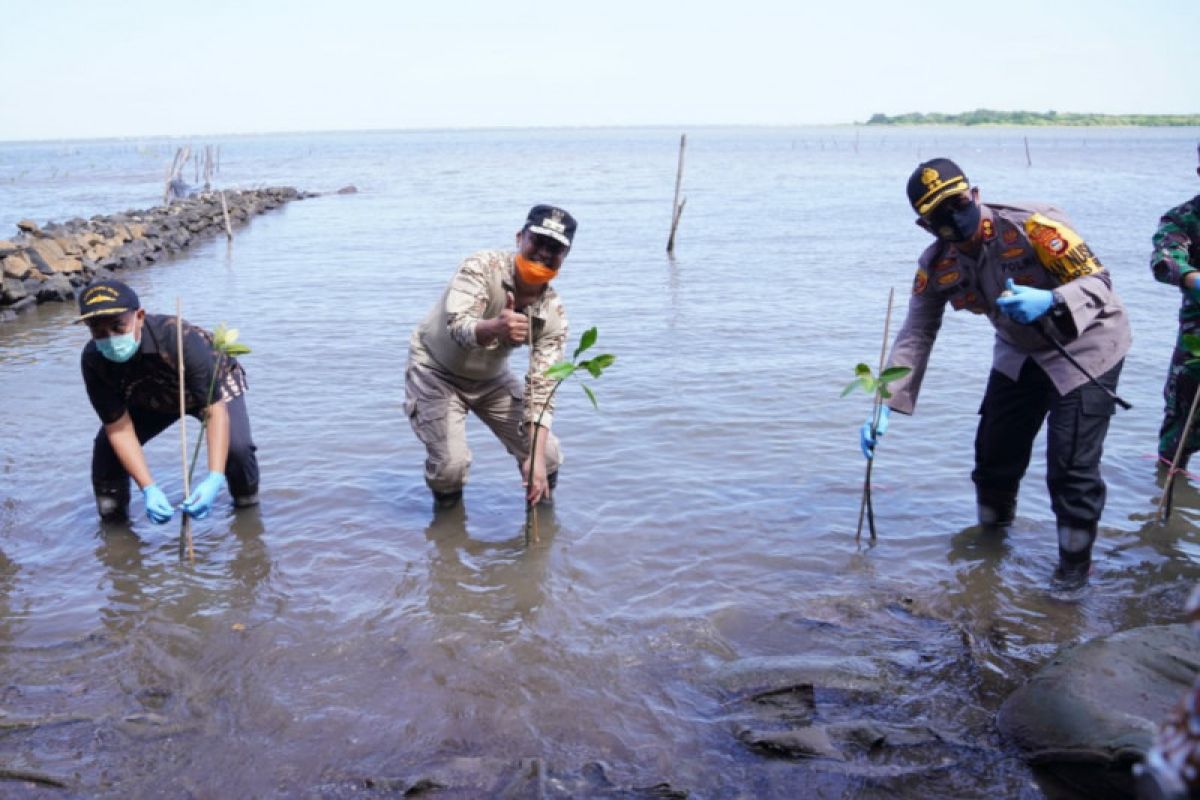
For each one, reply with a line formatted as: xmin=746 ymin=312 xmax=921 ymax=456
xmin=432 ymin=489 xmax=463 ymax=511
xmin=93 ymin=480 xmax=130 ymax=522
xmin=539 ymin=471 xmax=558 ymax=507
xmin=233 ymin=492 xmax=260 ymax=509
xmin=976 ymin=487 xmax=1017 ymax=531
xmin=1053 ymin=521 xmax=1097 ymax=589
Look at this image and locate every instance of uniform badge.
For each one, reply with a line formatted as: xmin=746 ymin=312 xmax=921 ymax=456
xmin=1001 ymin=247 xmax=1025 ymax=259
xmin=1002 ymin=228 xmax=1019 ymax=244
xmin=981 ymin=219 xmax=996 ymax=241
xmin=1026 ymin=221 xmax=1068 ymax=255
xmin=913 ymin=268 xmax=929 ymax=295
xmin=936 ymin=270 xmax=961 ymax=286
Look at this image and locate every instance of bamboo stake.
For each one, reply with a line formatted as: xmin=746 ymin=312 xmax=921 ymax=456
xmin=1156 ymin=386 xmax=1200 ymax=525
xmin=666 ymin=133 xmax=687 ymax=254
xmin=525 ymin=318 xmax=539 ymax=545
xmin=176 ymin=299 xmax=194 ymax=561
xmin=219 ymin=191 xmax=233 ymax=241
xmin=856 ymin=288 xmax=896 ymax=544
xmin=1024 ymin=136 xmax=1032 ymax=167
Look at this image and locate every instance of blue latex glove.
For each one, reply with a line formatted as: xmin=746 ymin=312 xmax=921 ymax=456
xmin=181 ymin=472 xmax=226 ymax=519
xmin=142 ymin=483 xmax=175 ymax=524
xmin=860 ymin=406 xmax=890 ymax=459
xmin=996 ymin=278 xmax=1054 ymax=324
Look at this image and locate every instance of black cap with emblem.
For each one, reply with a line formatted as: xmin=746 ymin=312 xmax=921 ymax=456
xmin=523 ymin=205 xmax=577 ymax=247
xmin=907 ymin=158 xmax=970 ymax=216
xmin=76 ymin=279 xmax=140 ymax=322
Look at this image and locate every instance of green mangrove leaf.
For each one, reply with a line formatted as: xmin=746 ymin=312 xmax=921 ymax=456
xmin=878 ymin=385 xmax=893 ymax=399
xmin=573 ymin=327 xmax=598 ymax=360
xmin=878 ymin=366 xmax=911 ymax=383
xmin=854 ymin=363 xmax=872 ymax=378
xmin=544 ymin=362 xmax=577 ymax=381
xmin=582 ymin=383 xmax=598 ymax=410
xmin=841 ymin=377 xmax=869 ymax=397
xmin=582 ymin=353 xmax=616 ymax=378
xmin=1183 ymin=333 xmax=1200 ymax=355
xmin=223 ymin=343 xmax=252 ymax=357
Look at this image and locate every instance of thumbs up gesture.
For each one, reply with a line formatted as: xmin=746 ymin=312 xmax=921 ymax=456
xmin=494 ymin=291 xmax=529 ymax=344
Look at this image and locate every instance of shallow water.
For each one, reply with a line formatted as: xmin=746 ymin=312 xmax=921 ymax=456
xmin=2 ymin=126 xmax=1200 ymax=797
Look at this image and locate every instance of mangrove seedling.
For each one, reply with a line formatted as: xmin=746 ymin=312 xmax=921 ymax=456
xmin=179 ymin=321 xmax=251 ymax=558
xmin=525 ymin=326 xmax=615 ymax=543
xmin=843 ymin=362 xmax=910 ymax=543
xmin=1157 ymin=333 xmax=1200 ymax=525
xmin=841 ymin=287 xmax=909 ymax=544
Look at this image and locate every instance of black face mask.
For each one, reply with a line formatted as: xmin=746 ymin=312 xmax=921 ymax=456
xmin=926 ymin=196 xmax=981 ymax=243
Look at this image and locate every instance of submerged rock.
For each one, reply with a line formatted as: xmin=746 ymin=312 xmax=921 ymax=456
xmin=710 ymin=654 xmax=888 ymax=698
xmin=997 ymin=623 xmax=1200 ymax=798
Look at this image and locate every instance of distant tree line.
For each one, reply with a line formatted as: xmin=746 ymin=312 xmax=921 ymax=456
xmin=865 ymin=109 xmax=1200 ymax=127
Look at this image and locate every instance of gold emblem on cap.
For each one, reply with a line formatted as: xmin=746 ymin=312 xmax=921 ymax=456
xmin=921 ymin=167 xmax=940 ymax=188
xmin=84 ymin=286 xmax=119 ymax=305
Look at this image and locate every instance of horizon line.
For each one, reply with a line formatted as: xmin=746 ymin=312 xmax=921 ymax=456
xmin=4 ymin=114 xmax=1199 ymax=146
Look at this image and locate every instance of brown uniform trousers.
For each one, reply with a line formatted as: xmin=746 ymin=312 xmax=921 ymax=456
xmin=404 ymin=360 xmax=561 ymax=494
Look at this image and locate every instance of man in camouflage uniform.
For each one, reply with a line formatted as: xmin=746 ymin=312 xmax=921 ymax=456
xmin=861 ymin=158 xmax=1130 ymax=587
xmin=405 ymin=205 xmax=575 ymax=511
xmin=1151 ymin=145 xmax=1200 ymax=469
xmin=79 ymin=279 xmax=259 ymax=524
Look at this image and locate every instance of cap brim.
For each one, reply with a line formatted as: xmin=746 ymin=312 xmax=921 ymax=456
xmin=915 ymin=181 xmax=969 ymax=217
xmin=75 ymin=307 xmax=132 ymax=323
xmin=527 ymin=225 xmax=571 ymax=247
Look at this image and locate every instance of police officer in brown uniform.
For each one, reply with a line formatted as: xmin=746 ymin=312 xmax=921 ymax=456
xmin=405 ymin=205 xmax=575 ymax=511
xmin=861 ymin=159 xmax=1130 ymax=587
xmin=79 ymin=279 xmax=260 ymax=524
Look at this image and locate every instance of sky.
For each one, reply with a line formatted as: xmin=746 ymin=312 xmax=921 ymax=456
xmin=1 ymin=0 xmax=1196 ymax=141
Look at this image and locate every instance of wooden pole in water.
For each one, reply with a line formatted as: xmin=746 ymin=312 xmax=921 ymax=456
xmin=220 ymin=191 xmax=233 ymax=241
xmin=177 ymin=299 xmax=194 ymax=561
xmin=525 ymin=320 xmax=539 ymax=544
xmin=666 ymin=134 xmax=687 ymax=254
xmin=1156 ymin=388 xmax=1200 ymax=525
xmin=856 ymin=287 xmax=895 ymax=544
xmin=1024 ymin=136 xmax=1032 ymax=167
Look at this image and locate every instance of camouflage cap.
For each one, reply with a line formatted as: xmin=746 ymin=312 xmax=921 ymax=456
xmin=907 ymin=158 xmax=970 ymax=216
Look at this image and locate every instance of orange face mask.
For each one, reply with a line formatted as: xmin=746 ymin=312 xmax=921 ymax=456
xmin=515 ymin=254 xmax=557 ymax=286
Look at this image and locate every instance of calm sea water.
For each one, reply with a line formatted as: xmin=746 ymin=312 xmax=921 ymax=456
xmin=2 ymin=126 xmax=1200 ymax=797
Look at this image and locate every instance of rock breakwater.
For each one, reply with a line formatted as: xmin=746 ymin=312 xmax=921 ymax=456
xmin=0 ymin=187 xmax=312 ymax=322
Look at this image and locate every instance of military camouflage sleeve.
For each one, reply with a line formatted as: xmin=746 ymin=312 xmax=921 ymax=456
xmin=1151 ymin=203 xmax=1199 ymax=287
xmin=444 ymin=253 xmax=500 ymax=351
xmin=525 ymin=293 xmax=568 ymax=428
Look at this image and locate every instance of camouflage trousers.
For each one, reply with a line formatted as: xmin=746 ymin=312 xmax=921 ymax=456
xmin=404 ymin=360 xmax=561 ymax=494
xmin=1158 ymin=339 xmax=1200 ymax=467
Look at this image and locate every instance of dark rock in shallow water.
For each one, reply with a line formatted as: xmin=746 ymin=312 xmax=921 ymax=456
xmin=998 ymin=623 xmax=1200 ymax=799
xmin=336 ymin=185 xmax=358 ymax=194
xmin=738 ymin=724 xmax=845 ymax=760
xmin=34 ymin=274 xmax=73 ymax=302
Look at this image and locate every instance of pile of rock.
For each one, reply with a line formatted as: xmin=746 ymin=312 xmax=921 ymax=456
xmin=0 ymin=187 xmax=312 ymax=322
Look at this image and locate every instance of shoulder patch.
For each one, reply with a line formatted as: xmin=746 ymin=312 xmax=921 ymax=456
xmin=981 ymin=219 xmax=996 ymax=241
xmin=1023 ymin=212 xmax=1103 ymax=282
xmin=913 ymin=267 xmax=929 ymax=295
